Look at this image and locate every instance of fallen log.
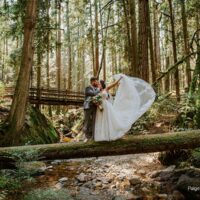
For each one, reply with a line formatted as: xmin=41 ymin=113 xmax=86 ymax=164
xmin=1 ymin=130 xmax=200 ymax=161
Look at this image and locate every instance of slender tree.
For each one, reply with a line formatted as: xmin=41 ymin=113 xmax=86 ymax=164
xmin=6 ymin=0 xmax=38 ymax=144
xmin=66 ymin=0 xmax=72 ymax=89
xmin=138 ymin=0 xmax=149 ymax=81
xmin=180 ymin=0 xmax=191 ymax=87
xmin=168 ymin=0 xmax=180 ymax=101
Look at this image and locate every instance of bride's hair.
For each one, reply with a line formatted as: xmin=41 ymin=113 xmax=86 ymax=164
xmin=100 ymin=80 xmax=106 ymax=89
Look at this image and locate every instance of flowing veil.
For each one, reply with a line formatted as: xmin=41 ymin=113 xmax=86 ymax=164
xmin=94 ymin=73 xmax=156 ymax=141
xmin=112 ymin=74 xmax=156 ymax=133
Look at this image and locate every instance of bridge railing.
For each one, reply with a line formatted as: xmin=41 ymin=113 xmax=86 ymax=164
xmin=4 ymin=87 xmax=85 ymax=105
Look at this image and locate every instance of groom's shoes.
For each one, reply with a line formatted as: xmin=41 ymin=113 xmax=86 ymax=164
xmin=84 ymin=138 xmax=93 ymax=143
xmin=84 ymin=138 xmax=88 ymax=143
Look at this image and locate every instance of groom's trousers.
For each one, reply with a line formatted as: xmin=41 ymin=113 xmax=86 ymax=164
xmin=83 ymin=106 xmax=97 ymax=139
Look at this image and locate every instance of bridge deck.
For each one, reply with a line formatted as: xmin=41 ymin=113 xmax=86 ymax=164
xmin=4 ymin=87 xmax=85 ymax=106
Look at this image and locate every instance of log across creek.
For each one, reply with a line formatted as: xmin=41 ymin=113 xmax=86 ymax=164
xmin=0 ymin=130 xmax=200 ymax=161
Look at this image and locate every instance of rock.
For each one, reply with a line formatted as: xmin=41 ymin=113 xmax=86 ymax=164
xmin=137 ymin=170 xmax=146 ymax=175
xmin=94 ymin=181 xmax=102 ymax=187
xmin=102 ymin=184 xmax=109 ymax=189
xmin=120 ymin=179 xmax=130 ymax=191
xmin=46 ymin=165 xmax=53 ymax=170
xmin=77 ymin=173 xmax=88 ymax=182
xmin=129 ymin=175 xmax=141 ymax=186
xmin=112 ymin=196 xmax=126 ymax=200
xmin=110 ymin=184 xmax=117 ymax=189
xmin=90 ymin=190 xmax=100 ymax=195
xmin=96 ymin=177 xmax=109 ymax=184
xmin=19 ymin=161 xmax=46 ymax=176
xmin=82 ymin=181 xmax=93 ymax=189
xmin=141 ymin=187 xmax=150 ymax=193
xmin=162 ymin=165 xmax=176 ymax=172
xmin=176 ymin=174 xmax=200 ymax=200
xmin=51 ymin=160 xmax=62 ymax=165
xmin=149 ymin=170 xmax=161 ymax=178
xmin=125 ymin=193 xmax=143 ymax=200
xmin=79 ymin=186 xmax=90 ymax=195
xmin=54 ymin=182 xmax=64 ymax=189
xmin=172 ymin=190 xmax=185 ymax=200
xmin=156 ymin=194 xmax=168 ymax=200
xmin=59 ymin=177 xmax=68 ymax=183
xmin=118 ymin=174 xmax=126 ymax=180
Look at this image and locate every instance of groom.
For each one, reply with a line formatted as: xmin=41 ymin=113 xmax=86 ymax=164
xmin=83 ymin=77 xmax=100 ymax=141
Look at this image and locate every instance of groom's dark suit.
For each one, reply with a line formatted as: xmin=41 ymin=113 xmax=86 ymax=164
xmin=83 ymin=85 xmax=100 ymax=139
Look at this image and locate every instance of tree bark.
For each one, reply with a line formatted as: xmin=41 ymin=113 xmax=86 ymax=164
xmin=180 ymin=0 xmax=191 ymax=88
xmin=94 ymin=0 xmax=99 ymax=77
xmin=168 ymin=0 xmax=180 ymax=101
xmin=138 ymin=0 xmax=149 ymax=81
xmin=66 ymin=0 xmax=72 ymax=90
xmin=46 ymin=0 xmax=52 ymax=117
xmin=147 ymin=1 xmax=156 ymax=83
xmin=1 ymin=130 xmax=200 ymax=160
xmin=6 ymin=0 xmax=37 ymax=145
xmin=89 ymin=0 xmax=95 ymax=76
xmin=129 ymin=0 xmax=138 ymax=76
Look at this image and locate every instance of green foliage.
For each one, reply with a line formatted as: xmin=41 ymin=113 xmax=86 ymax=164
xmin=130 ymin=95 xmax=177 ymax=132
xmin=191 ymin=148 xmax=200 ymax=167
xmin=23 ymin=188 xmax=74 ymax=200
xmin=0 ymin=173 xmax=21 ymax=190
xmin=173 ymin=97 xmax=200 ymax=131
xmin=9 ymin=148 xmax=41 ymax=162
xmin=159 ymin=150 xmax=191 ymax=166
xmin=0 ymin=149 xmax=40 ymax=191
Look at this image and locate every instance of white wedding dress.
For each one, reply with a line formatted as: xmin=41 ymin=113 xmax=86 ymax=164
xmin=94 ymin=74 xmax=156 ymax=141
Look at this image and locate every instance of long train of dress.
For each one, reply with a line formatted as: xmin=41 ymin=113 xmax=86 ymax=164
xmin=94 ymin=74 xmax=156 ymax=141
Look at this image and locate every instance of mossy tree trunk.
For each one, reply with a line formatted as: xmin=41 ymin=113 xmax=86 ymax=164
xmin=6 ymin=0 xmax=38 ymax=145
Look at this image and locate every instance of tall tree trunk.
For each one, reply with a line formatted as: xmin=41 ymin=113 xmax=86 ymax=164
xmin=97 ymin=2 xmax=111 ymax=79
xmin=138 ymin=0 xmax=149 ymax=81
xmin=147 ymin=1 xmax=156 ymax=83
xmin=168 ymin=0 xmax=180 ymax=101
xmin=153 ymin=1 xmax=161 ymax=80
xmin=46 ymin=0 xmax=52 ymax=116
xmin=36 ymin=51 xmax=41 ymax=109
xmin=129 ymin=0 xmax=138 ymax=76
xmin=122 ymin=0 xmax=132 ymax=74
xmin=180 ymin=0 xmax=191 ymax=88
xmin=94 ymin=0 xmax=99 ymax=76
xmin=66 ymin=0 xmax=72 ymax=90
xmin=89 ymin=0 xmax=95 ymax=76
xmin=56 ymin=0 xmax=61 ymax=114
xmin=6 ymin=0 xmax=37 ymax=145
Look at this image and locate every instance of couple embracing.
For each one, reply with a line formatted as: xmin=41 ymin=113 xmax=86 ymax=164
xmin=83 ymin=74 xmax=156 ymax=142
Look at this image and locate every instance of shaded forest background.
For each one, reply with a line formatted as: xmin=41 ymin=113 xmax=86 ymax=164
xmin=0 ymin=0 xmax=200 ymax=146
xmin=0 ymin=0 xmax=199 ymax=95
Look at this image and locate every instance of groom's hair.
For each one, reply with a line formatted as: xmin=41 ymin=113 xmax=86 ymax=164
xmin=90 ymin=77 xmax=98 ymax=83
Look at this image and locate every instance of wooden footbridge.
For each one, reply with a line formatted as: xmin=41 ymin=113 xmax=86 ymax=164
xmin=4 ymin=87 xmax=85 ymax=106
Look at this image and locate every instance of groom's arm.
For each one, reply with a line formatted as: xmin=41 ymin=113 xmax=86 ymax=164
xmin=85 ymin=87 xmax=99 ymax=97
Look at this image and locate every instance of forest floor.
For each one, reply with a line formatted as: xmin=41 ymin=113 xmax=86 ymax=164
xmin=6 ymin=152 xmax=200 ymax=200
xmin=2 ymin=101 xmax=200 ymax=199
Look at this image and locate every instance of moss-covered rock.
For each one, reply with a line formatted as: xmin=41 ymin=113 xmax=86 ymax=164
xmin=0 ymin=106 xmax=59 ymax=146
xmin=21 ymin=106 xmax=59 ymax=145
xmin=191 ymin=148 xmax=200 ymax=168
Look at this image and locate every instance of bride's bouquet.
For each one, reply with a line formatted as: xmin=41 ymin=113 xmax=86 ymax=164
xmin=91 ymin=94 xmax=103 ymax=111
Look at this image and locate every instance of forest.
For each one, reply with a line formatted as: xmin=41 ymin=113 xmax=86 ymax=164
xmin=0 ymin=0 xmax=200 ymax=200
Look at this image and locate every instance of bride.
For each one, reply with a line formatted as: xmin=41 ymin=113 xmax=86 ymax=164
xmin=94 ymin=74 xmax=156 ymax=141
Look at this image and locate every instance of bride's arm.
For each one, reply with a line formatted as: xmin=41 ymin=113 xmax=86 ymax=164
xmin=106 ymin=76 xmax=123 ymax=91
